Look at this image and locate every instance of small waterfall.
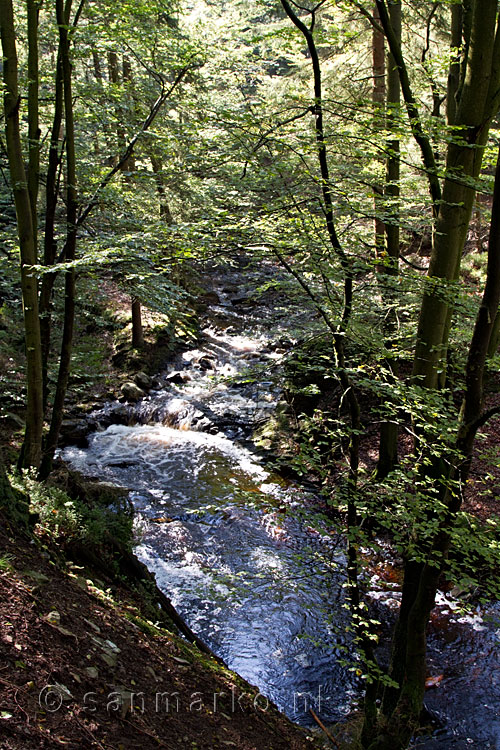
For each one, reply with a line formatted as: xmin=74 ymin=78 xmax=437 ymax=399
xmin=62 ymin=263 xmax=500 ymax=744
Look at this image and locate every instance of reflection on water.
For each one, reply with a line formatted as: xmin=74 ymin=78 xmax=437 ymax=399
xmin=63 ymin=423 xmax=355 ymax=723
xmin=62 ymin=264 xmax=500 ymax=746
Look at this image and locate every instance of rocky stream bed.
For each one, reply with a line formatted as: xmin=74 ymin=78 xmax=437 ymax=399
xmin=60 ymin=260 xmax=500 ymax=749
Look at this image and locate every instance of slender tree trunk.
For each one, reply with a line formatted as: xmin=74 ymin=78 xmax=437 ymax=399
xmin=372 ymin=2 xmax=385 ymax=255
xmin=39 ymin=1 xmax=84 ymax=409
xmin=119 ymin=56 xmax=143 ymax=347
xmin=413 ymin=1 xmax=500 ymax=389
xmin=27 ymin=0 xmax=40 ymax=240
xmin=487 ymin=309 xmax=500 ymax=357
xmin=39 ymin=47 xmax=64 ymax=410
xmin=131 ymin=296 xmax=144 ymax=349
xmin=447 ymin=3 xmax=463 ymax=126
xmin=108 ymin=51 xmax=126 ymax=165
xmin=40 ymin=0 xmax=78 ymax=478
xmin=0 ymin=0 xmax=44 ymax=469
xmin=150 ymin=154 xmax=175 ymax=224
xmin=122 ymin=56 xmax=136 ymax=174
xmin=279 ymin=3 xmax=383 ymax=744
xmin=91 ymin=47 xmax=103 ymax=156
xmin=376 ymin=0 xmax=400 ymax=479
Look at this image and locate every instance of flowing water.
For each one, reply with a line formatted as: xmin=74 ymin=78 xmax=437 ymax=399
xmin=62 ymin=263 xmax=500 ymax=747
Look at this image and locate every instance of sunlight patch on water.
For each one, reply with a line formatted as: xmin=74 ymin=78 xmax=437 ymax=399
xmin=65 ymin=423 xmax=270 ymax=484
xmin=202 ymin=325 xmax=267 ymax=352
xmin=250 ymin=547 xmax=285 ymax=571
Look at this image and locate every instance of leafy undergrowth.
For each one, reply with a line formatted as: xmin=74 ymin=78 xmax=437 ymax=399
xmin=0 ymin=509 xmax=322 ymax=750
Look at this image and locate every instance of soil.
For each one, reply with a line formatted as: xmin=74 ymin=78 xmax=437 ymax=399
xmin=0 ymin=515 xmax=321 ymax=750
xmin=2 ymin=260 xmax=499 ymax=750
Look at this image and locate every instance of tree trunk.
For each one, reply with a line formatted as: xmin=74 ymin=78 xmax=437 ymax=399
xmin=27 ymin=0 xmax=40 ymax=240
xmin=447 ymin=3 xmax=463 ymax=126
xmin=413 ymin=1 xmax=500 ymax=389
xmin=39 ymin=46 xmax=64 ymax=410
xmin=372 ymin=1 xmax=386 ymax=255
xmin=376 ymin=0 xmax=400 ymax=479
xmin=0 ymin=0 xmax=44 ymax=469
xmin=150 ymin=154 xmax=175 ymax=224
xmin=131 ymin=296 xmax=144 ymax=349
xmin=107 ymin=51 xmax=126 ymax=165
xmin=40 ymin=0 xmax=78 ymax=478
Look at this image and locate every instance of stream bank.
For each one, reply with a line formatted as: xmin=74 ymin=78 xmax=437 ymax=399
xmin=57 ymin=258 xmax=500 ymax=749
xmin=0 ymin=505 xmax=321 ymax=750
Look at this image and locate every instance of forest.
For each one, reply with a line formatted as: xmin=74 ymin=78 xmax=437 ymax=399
xmin=1 ymin=1 xmax=500 ymax=749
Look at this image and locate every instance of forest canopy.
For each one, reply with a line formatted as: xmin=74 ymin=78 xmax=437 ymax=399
xmin=1 ymin=2 xmax=500 ymax=749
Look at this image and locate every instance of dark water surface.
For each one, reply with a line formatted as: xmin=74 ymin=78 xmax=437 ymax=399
xmin=62 ymin=264 xmax=500 ymax=748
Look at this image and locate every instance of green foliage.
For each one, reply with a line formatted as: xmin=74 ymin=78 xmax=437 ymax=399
xmin=0 ymin=554 xmax=14 ymax=572
xmin=9 ymin=469 xmax=133 ymax=552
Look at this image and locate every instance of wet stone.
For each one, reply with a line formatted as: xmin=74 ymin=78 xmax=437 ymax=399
xmin=198 ymin=356 xmax=217 ymax=371
xmin=120 ymin=382 xmax=145 ymax=402
xmin=166 ymin=371 xmax=191 ymax=385
xmin=134 ymin=372 xmax=153 ymax=390
xmin=59 ymin=420 xmax=88 ymax=447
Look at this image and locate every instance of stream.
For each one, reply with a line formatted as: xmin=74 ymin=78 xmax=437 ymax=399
xmin=62 ymin=262 xmax=500 ymax=748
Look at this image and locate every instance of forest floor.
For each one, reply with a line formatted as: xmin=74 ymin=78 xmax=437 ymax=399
xmin=1 ymin=256 xmax=499 ymax=749
xmin=0 ymin=512 xmax=323 ymax=750
xmin=0 ymin=266 xmax=332 ymax=750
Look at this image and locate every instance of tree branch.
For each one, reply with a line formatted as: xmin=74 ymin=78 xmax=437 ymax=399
xmin=56 ymin=63 xmax=195 ymax=263
xmin=375 ymin=0 xmax=442 ymax=215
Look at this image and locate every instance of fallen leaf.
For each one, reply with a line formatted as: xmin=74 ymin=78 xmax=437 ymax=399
xmin=172 ymin=656 xmax=190 ymax=665
xmin=425 ymin=674 xmax=444 ymax=688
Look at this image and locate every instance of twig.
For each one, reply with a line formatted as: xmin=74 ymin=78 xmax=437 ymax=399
xmin=0 ymin=676 xmax=25 ymax=690
xmin=14 ymin=688 xmax=30 ymax=723
xmin=73 ymin=713 xmax=113 ymax=750
xmin=121 ymin=716 xmax=169 ymax=747
xmin=309 ymin=707 xmax=339 ymax=747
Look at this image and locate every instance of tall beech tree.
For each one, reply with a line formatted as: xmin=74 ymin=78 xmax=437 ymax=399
xmin=374 ymin=0 xmax=500 ymax=388
xmin=0 ymin=0 xmax=44 ymax=469
xmin=276 ymin=1 xmax=500 ymax=747
xmin=360 ymin=3 xmax=500 ymax=747
xmin=374 ymin=0 xmax=401 ymax=480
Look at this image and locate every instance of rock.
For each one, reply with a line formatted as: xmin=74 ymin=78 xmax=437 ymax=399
xmin=120 ymin=382 xmax=145 ymax=401
xmin=166 ymin=371 xmax=191 ymax=385
xmin=134 ymin=371 xmax=153 ymax=390
xmin=100 ymin=652 xmax=117 ymax=668
xmin=24 ymin=570 xmax=49 ymax=584
xmin=191 ymin=416 xmax=213 ymax=432
xmin=59 ymin=420 xmax=88 ymax=446
xmin=201 ymin=291 xmax=220 ymax=305
xmin=161 ymin=398 xmax=204 ymax=429
xmin=230 ymin=295 xmax=252 ymax=306
xmin=198 ymin=356 xmax=217 ymax=371
xmin=0 ymin=412 xmax=24 ymax=430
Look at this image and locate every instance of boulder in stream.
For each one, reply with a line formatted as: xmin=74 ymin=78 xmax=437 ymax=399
xmin=120 ymin=382 xmax=145 ymax=402
xmin=197 ymin=356 xmax=217 ymax=371
xmin=166 ymin=370 xmax=191 ymax=385
xmin=134 ymin=372 xmax=153 ymax=390
xmin=59 ymin=420 xmax=88 ymax=447
xmin=161 ymin=397 xmax=204 ymax=429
